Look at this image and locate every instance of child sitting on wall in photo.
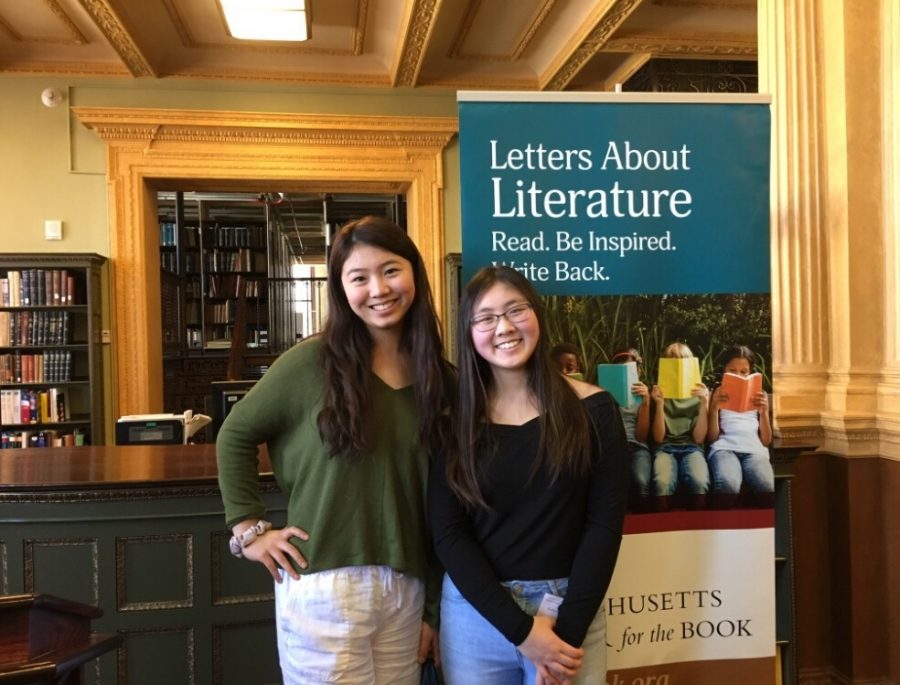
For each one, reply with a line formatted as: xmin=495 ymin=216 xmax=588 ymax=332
xmin=650 ymin=342 xmax=710 ymax=512
xmin=550 ymin=342 xmax=585 ymax=381
xmin=610 ymin=348 xmax=653 ymax=513
xmin=707 ymin=345 xmax=774 ymax=509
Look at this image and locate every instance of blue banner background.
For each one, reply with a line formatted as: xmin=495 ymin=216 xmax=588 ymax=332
xmin=459 ymin=98 xmax=771 ymax=295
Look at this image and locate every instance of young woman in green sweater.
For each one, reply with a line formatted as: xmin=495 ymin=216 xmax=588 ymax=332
xmin=217 ymin=216 xmax=452 ymax=684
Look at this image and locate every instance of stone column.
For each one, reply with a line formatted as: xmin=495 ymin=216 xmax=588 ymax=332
xmin=758 ymin=0 xmax=830 ymax=440
xmin=880 ymin=0 xmax=900 ymax=460
xmin=759 ymin=2 xmax=899 ymax=681
xmin=760 ymin=0 xmax=897 ymax=457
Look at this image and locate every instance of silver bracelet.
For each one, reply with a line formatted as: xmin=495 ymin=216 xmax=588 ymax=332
xmin=228 ymin=520 xmax=272 ymax=558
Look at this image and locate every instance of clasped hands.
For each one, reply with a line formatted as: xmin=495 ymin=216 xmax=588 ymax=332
xmin=519 ymin=614 xmax=585 ymax=685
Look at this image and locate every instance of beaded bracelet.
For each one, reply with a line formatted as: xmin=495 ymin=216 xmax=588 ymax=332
xmin=228 ymin=520 xmax=272 ymax=558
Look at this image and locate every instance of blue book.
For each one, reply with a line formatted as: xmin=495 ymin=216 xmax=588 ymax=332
xmin=597 ymin=362 xmax=641 ymax=409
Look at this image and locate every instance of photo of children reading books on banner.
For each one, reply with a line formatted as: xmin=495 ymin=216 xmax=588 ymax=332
xmin=543 ymin=292 xmax=772 ymax=513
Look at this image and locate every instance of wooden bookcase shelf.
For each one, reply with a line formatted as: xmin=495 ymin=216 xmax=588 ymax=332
xmin=158 ymin=193 xmax=294 ymax=422
xmin=0 ymin=253 xmax=106 ymax=449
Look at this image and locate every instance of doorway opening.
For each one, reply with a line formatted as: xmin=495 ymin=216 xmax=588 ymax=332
xmin=156 ymin=189 xmax=407 ymax=426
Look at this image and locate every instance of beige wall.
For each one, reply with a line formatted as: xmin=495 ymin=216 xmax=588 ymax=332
xmin=0 ymin=75 xmax=462 ymax=256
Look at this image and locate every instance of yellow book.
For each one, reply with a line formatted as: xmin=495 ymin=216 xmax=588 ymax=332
xmin=39 ymin=391 xmax=50 ymax=424
xmin=657 ymin=357 xmax=701 ymax=399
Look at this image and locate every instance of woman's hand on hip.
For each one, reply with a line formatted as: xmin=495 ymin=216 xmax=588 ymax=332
xmin=242 ymin=525 xmax=310 ymax=581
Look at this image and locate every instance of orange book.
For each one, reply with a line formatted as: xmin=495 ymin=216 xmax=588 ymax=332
xmin=719 ymin=372 xmax=763 ymax=412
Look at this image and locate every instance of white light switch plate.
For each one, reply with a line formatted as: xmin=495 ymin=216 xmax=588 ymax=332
xmin=44 ymin=220 xmax=63 ymax=240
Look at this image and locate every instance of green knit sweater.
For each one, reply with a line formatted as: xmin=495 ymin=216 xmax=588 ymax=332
xmin=216 ymin=337 xmax=441 ymax=625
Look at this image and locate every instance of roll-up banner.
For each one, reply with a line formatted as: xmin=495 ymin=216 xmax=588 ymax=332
xmin=458 ymin=91 xmax=774 ymax=684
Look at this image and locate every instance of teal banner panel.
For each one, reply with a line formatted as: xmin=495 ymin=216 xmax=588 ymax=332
xmin=458 ymin=93 xmax=771 ymax=295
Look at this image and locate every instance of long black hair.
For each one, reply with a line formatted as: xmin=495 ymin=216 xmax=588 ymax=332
xmin=447 ymin=266 xmax=592 ymax=509
xmin=317 ymin=216 xmax=452 ymax=457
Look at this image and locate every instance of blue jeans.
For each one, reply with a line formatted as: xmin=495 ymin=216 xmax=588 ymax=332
xmin=708 ymin=449 xmax=774 ymax=494
xmin=630 ymin=444 xmax=652 ymax=498
xmin=440 ymin=575 xmax=608 ymax=685
xmin=653 ymin=444 xmax=710 ymax=496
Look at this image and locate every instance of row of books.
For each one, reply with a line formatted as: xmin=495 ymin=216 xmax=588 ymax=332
xmin=205 ymin=301 xmax=239 ymax=325
xmin=1 ymin=429 xmax=86 ymax=449
xmin=185 ymin=326 xmax=269 ymax=349
xmin=1 ymin=269 xmax=79 ymax=307
xmin=160 ymin=221 xmax=178 ymax=247
xmin=189 ymin=249 xmax=267 ymax=274
xmin=205 ymin=274 xmax=262 ymax=299
xmin=0 ymin=310 xmax=71 ymax=347
xmin=203 ymin=302 xmax=265 ymax=325
xmin=0 ymin=387 xmax=71 ymax=425
xmin=177 ymin=224 xmax=267 ymax=249
xmin=598 ymin=359 xmax=764 ymax=413
xmin=160 ymin=251 xmax=178 ymax=273
xmin=0 ymin=351 xmax=74 ymax=383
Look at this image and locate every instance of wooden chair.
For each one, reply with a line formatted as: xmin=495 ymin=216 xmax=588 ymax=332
xmin=0 ymin=594 xmax=121 ymax=684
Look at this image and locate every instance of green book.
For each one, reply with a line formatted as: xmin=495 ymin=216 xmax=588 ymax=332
xmin=657 ymin=357 xmax=701 ymax=399
xmin=597 ymin=362 xmax=641 ymax=409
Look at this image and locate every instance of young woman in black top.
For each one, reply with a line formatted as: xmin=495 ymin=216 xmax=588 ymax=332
xmin=429 ymin=266 xmax=629 ymax=684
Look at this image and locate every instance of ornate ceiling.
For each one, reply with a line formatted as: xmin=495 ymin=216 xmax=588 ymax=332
xmin=0 ymin=0 xmax=756 ymax=91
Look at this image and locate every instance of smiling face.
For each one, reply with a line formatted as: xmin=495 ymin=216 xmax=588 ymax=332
xmin=340 ymin=243 xmax=416 ymax=336
xmin=470 ymin=281 xmax=539 ymax=372
xmin=724 ymin=356 xmax=752 ymax=376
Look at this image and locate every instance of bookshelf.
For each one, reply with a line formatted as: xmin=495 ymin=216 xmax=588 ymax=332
xmin=160 ymin=197 xmax=271 ymax=354
xmin=0 ymin=253 xmax=105 ymax=448
xmin=158 ymin=194 xmax=289 ymax=421
xmin=157 ymin=191 xmax=404 ymax=425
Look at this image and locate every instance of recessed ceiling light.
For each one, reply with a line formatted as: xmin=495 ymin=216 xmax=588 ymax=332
xmin=221 ymin=0 xmax=310 ymax=42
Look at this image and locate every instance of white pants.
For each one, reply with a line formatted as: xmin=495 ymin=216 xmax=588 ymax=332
xmin=274 ymin=565 xmax=425 ymax=684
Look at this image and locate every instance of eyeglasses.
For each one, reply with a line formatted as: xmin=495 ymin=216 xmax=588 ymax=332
xmin=470 ymin=303 xmax=533 ymax=332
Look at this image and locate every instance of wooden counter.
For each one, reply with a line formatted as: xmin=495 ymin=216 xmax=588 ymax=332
xmin=0 ymin=444 xmax=282 ymax=685
xmin=0 ymin=444 xmax=272 ymax=492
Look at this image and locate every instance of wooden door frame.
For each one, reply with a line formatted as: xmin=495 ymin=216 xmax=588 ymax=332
xmin=74 ymin=107 xmax=457 ymax=416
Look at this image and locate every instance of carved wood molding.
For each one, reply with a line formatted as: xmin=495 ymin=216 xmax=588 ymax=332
xmin=604 ymin=32 xmax=757 ymax=57
xmin=395 ymin=0 xmax=441 ymax=87
xmin=74 ymin=0 xmax=156 ymax=77
xmin=45 ymin=0 xmax=89 ymax=44
xmin=73 ymin=107 xmax=457 ymax=418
